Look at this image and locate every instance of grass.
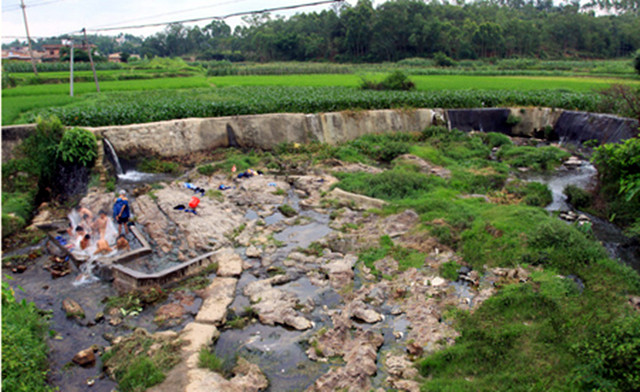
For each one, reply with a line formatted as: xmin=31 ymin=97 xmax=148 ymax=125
xmin=2 ymin=281 xmax=54 ymax=392
xmin=101 ymin=329 xmax=182 ymax=392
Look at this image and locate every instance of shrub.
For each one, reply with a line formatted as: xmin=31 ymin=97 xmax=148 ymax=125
xmin=591 ymin=137 xmax=640 ymax=225
xmin=563 ymin=185 xmax=592 ymax=209
xmin=433 ymin=52 xmax=456 ymax=67
xmin=571 ymin=314 xmax=640 ymax=391
xmin=485 ymin=132 xmax=513 ymax=148
xmin=634 ymin=49 xmax=640 ymax=75
xmin=360 ymin=71 xmax=415 ymax=91
xmin=57 ymin=127 xmax=98 ymax=167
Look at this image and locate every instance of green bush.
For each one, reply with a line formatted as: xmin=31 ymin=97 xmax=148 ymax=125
xmin=592 ymin=137 xmax=640 ymax=226
xmin=485 ymin=132 xmax=513 ymax=148
xmin=571 ymin=314 xmax=640 ymax=391
xmin=2 ymin=281 xmax=53 ymax=392
xmin=57 ymin=127 xmax=98 ymax=167
xmin=563 ymin=185 xmax=592 ymax=209
xmin=360 ymin=71 xmax=415 ymax=91
xmin=434 ymin=52 xmax=456 ymax=67
xmin=634 ymin=49 xmax=640 ymax=75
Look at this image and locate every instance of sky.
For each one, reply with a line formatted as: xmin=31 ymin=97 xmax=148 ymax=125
xmin=1 ymin=0 xmax=359 ymax=44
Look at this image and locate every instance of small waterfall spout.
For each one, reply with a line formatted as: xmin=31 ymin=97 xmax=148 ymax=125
xmin=103 ymin=138 xmax=123 ymax=176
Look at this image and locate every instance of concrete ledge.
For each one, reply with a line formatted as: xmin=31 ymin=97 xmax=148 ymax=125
xmin=112 ymin=251 xmax=217 ymax=292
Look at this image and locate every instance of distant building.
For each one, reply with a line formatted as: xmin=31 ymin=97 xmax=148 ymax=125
xmin=108 ymin=52 xmax=122 ymax=63
xmin=1 ymin=47 xmax=44 ymax=62
xmin=41 ymin=43 xmax=96 ymax=62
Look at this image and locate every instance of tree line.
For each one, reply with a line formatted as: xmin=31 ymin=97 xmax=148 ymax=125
xmin=4 ymin=0 xmax=640 ymax=62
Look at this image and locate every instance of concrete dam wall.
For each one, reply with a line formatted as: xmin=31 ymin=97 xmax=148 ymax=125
xmin=2 ymin=108 xmax=638 ymax=162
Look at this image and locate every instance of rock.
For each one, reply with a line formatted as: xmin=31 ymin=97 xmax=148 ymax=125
xmin=94 ymin=312 xmax=105 ymax=323
xmin=629 ymin=295 xmax=640 ymax=311
xmin=244 ymin=278 xmax=312 ymax=330
xmin=563 ymin=156 xmax=583 ymax=169
xmin=155 ymin=303 xmax=186 ymax=325
xmin=406 ymin=340 xmax=423 ymax=356
xmin=389 ymin=379 xmax=421 ymax=392
xmin=350 ymin=300 xmax=383 ymax=324
xmin=215 ymin=248 xmax=243 ymax=277
xmin=308 ymin=328 xmax=384 ymax=392
xmin=577 ymin=214 xmax=591 ymax=223
xmin=327 ymin=188 xmax=387 ymax=211
xmin=321 ymin=254 xmax=356 ymax=289
xmin=62 ymin=298 xmax=85 ymax=320
xmin=392 ymin=154 xmax=451 ymax=179
xmin=386 ymin=354 xmax=419 ymax=379
xmin=431 ymin=277 xmax=446 ymax=286
xmin=196 ymin=277 xmax=237 ymax=325
xmin=109 ymin=316 xmax=122 ymax=326
xmin=246 ymin=245 xmax=262 ymax=258
xmin=72 ymin=347 xmax=96 ymax=367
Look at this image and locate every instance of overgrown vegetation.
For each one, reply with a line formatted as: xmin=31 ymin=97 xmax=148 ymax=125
xmin=2 ymin=116 xmax=98 ymax=237
xmin=592 ymin=137 xmax=640 ymax=232
xmin=101 ymin=329 xmax=182 ymax=392
xmin=2 ymin=280 xmax=54 ymax=392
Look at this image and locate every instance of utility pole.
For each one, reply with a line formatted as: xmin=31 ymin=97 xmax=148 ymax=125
xmin=20 ymin=0 xmax=38 ymax=75
xmin=62 ymin=38 xmax=75 ymax=97
xmin=82 ymin=28 xmax=100 ymax=93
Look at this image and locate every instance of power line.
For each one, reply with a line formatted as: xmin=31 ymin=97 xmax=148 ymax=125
xmin=93 ymin=0 xmax=252 ymax=29
xmin=87 ymin=0 xmax=345 ymax=33
xmin=3 ymin=0 xmax=69 ymax=12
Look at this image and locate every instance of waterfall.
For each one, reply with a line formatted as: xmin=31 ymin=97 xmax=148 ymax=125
xmin=103 ymin=138 xmax=123 ymax=175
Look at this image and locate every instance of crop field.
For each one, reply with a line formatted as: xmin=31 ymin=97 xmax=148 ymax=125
xmin=2 ymin=65 xmax=639 ymax=126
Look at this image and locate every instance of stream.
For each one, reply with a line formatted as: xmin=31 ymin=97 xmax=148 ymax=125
xmin=4 ymin=146 xmax=639 ymax=391
xmin=527 ymin=161 xmax=640 ymax=271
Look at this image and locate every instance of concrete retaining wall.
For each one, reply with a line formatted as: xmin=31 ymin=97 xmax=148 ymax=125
xmin=3 ymin=108 xmax=637 ymax=162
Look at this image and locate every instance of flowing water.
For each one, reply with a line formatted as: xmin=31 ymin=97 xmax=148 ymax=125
xmin=527 ymin=162 xmax=640 ymax=271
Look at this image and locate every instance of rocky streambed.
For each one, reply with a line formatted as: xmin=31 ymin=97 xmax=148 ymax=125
xmin=6 ymin=158 xmax=539 ymax=392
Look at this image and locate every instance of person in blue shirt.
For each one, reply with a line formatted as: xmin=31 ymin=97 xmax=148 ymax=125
xmin=113 ymin=190 xmax=131 ymax=236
